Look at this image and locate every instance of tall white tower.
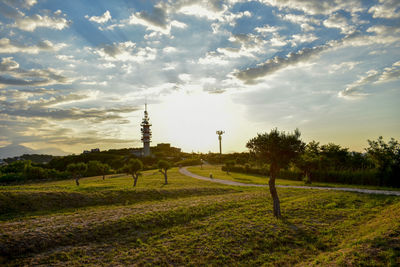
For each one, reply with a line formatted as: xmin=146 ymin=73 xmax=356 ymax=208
xmin=141 ymin=103 xmax=152 ymax=157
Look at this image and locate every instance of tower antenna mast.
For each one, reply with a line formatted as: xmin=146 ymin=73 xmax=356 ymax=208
xmin=141 ymin=102 xmax=152 ymax=157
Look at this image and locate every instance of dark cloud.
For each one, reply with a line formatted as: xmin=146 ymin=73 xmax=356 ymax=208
xmin=136 ymin=6 xmax=168 ymax=29
xmin=0 ymin=57 xmax=69 ymax=87
xmin=234 ymin=45 xmax=327 ymax=84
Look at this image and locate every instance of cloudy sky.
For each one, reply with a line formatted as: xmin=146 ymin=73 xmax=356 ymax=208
xmin=0 ymin=0 xmax=399 ymax=155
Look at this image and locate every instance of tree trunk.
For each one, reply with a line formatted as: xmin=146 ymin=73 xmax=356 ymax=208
xmin=133 ymin=174 xmax=138 ymax=187
xmin=75 ymin=176 xmax=79 ymax=186
xmin=164 ymin=171 xmax=168 ymax=184
xmin=269 ymin=167 xmax=281 ymax=218
xmin=102 ymin=174 xmax=105 ymax=180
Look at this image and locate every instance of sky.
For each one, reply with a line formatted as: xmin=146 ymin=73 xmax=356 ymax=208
xmin=0 ymin=0 xmax=399 ymax=155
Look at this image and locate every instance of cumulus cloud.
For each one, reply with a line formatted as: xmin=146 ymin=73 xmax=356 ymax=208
xmin=0 ymin=57 xmax=70 ymax=87
xmin=90 ymin=41 xmax=157 ymax=62
xmin=85 ymin=10 xmax=111 ymax=23
xmin=323 ymin=13 xmax=355 ymax=34
xmin=339 ymin=61 xmax=400 ymax=98
xmin=290 ymin=33 xmax=318 ymax=46
xmin=0 ymin=38 xmax=66 ymax=54
xmin=368 ymin=0 xmax=400 ymax=19
xmin=176 ymin=0 xmax=227 ymax=20
xmin=0 ymin=0 xmax=37 ymax=9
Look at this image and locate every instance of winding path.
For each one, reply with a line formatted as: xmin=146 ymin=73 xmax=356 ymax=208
xmin=179 ymin=167 xmax=400 ymax=196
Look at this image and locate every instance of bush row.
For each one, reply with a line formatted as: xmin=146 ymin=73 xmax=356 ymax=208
xmin=222 ymin=165 xmax=384 ymax=187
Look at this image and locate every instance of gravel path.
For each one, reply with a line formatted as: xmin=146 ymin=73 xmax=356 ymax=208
xmin=179 ymin=167 xmax=400 ymax=196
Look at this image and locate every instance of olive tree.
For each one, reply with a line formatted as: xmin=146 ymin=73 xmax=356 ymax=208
xmin=67 ymin=162 xmax=88 ymax=186
xmin=224 ymin=160 xmax=235 ymax=174
xmin=246 ymin=128 xmax=305 ymax=218
xmin=123 ymin=159 xmax=143 ymax=187
xmin=158 ymin=160 xmax=171 ymax=185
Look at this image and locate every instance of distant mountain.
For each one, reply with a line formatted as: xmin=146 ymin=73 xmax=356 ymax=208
xmin=0 ymin=144 xmax=68 ymax=159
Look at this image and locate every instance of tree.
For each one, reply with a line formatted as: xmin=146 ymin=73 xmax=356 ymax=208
xmin=224 ymin=160 xmax=235 ymax=174
xmin=123 ymin=159 xmax=143 ymax=187
xmin=246 ymin=128 xmax=305 ymax=218
xmin=296 ymin=141 xmax=321 ymax=184
xmin=67 ymin=162 xmax=88 ymax=186
xmin=87 ymin=161 xmax=111 ymax=180
xmin=158 ymin=160 xmax=171 ymax=185
xmin=366 ymin=136 xmax=400 ymax=187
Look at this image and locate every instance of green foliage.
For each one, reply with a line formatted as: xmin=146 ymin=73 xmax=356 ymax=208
xmin=175 ymin=158 xmax=202 ymax=167
xmin=246 ymin=128 xmax=305 ymax=176
xmin=0 ymin=160 xmax=68 ymax=184
xmin=157 ymin=160 xmax=171 ymax=171
xmin=366 ymin=136 xmax=400 ymax=187
xmin=158 ymin=160 xmax=171 ymax=184
xmin=67 ymin=162 xmax=88 ymax=186
xmin=86 ymin=161 xmax=111 ymax=178
xmin=66 ymin=162 xmax=88 ymax=175
xmin=224 ymin=160 xmax=235 ymax=174
xmin=122 ymin=159 xmax=143 ymax=186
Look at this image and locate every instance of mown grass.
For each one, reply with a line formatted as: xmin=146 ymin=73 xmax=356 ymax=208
xmin=189 ymin=165 xmax=400 ymax=191
xmin=0 ymin=168 xmax=399 ymax=266
xmin=0 ymin=168 xmax=242 ymax=221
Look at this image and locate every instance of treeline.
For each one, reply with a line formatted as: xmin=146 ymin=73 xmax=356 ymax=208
xmin=219 ymin=137 xmax=399 ymax=188
xmin=0 ymin=146 xmax=195 ymax=184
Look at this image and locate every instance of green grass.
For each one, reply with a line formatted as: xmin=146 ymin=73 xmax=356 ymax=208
xmin=0 ymin=167 xmax=399 ymax=266
xmin=188 ymin=165 xmax=400 ymax=191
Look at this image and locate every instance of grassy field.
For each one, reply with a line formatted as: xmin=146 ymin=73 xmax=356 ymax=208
xmin=188 ymin=165 xmax=400 ymax=191
xmin=1 ymin=167 xmax=399 ymax=266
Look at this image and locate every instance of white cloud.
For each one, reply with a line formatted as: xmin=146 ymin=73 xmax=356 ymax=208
xmin=85 ymin=10 xmax=112 ymax=24
xmin=368 ymin=0 xmax=400 ymax=19
xmin=290 ymin=33 xmax=318 ymax=46
xmin=1 ymin=0 xmax=37 ymax=9
xmin=91 ymin=41 xmax=157 ymax=62
xmin=255 ymin=25 xmax=280 ymax=35
xmin=13 ymin=12 xmax=70 ymax=31
xmin=260 ymin=0 xmax=364 ymax=15
xmin=329 ymin=61 xmax=360 ymax=73
xmin=323 ymin=13 xmax=355 ymax=34
xmin=339 ymin=61 xmax=400 ymax=98
xmin=163 ymin=47 xmax=177 ymax=53
xmin=0 ymin=38 xmax=66 ymax=54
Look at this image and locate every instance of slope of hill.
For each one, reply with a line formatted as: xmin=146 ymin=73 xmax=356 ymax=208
xmin=0 ymin=168 xmax=398 ymax=266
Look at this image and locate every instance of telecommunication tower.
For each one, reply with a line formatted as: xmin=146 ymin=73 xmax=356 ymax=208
xmin=216 ymin=130 xmax=225 ymax=154
xmin=141 ymin=103 xmax=152 ymax=157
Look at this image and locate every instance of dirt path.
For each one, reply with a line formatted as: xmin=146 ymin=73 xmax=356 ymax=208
xmin=179 ymin=167 xmax=400 ymax=196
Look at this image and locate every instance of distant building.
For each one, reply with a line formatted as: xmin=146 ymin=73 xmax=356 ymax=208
xmin=83 ymin=148 xmax=100 ymax=154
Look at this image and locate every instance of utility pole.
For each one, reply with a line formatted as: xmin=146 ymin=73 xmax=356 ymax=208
xmin=216 ymin=130 xmax=225 ymax=154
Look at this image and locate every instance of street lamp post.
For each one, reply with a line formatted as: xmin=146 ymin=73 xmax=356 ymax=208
xmin=216 ymin=130 xmax=225 ymax=155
